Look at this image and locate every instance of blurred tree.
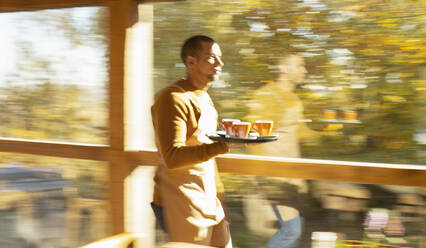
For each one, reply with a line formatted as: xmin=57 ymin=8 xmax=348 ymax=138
xmin=0 ymin=8 xmax=109 ymax=196
xmin=153 ymin=0 xmax=425 ymax=164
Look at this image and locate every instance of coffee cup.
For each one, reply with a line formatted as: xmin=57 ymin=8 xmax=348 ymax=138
xmin=252 ymin=120 xmax=274 ymax=136
xmin=323 ymin=109 xmax=337 ymax=120
xmin=222 ymin=119 xmax=240 ymax=135
xmin=344 ymin=110 xmax=357 ymax=121
xmin=232 ymin=121 xmax=251 ymax=138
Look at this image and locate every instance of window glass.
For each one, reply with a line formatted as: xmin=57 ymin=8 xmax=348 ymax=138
xmin=0 ymin=7 xmax=109 ymax=144
xmin=153 ymin=0 xmax=426 ymax=165
xmin=0 ymin=153 xmax=110 ymax=247
xmin=221 ymin=175 xmax=425 ymax=248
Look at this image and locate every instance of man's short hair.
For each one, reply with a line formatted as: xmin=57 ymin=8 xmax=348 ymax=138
xmin=181 ymin=35 xmax=215 ymax=64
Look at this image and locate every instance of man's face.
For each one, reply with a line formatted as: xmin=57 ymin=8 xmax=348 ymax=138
xmin=282 ymin=55 xmax=307 ymax=84
xmin=189 ymin=41 xmax=224 ymax=87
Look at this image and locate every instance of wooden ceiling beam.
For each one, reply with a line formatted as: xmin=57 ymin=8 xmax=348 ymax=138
xmin=0 ymin=0 xmax=105 ymax=13
xmin=0 ymin=0 xmax=183 ymax=13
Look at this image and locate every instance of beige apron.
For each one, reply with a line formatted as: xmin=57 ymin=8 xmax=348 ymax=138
xmin=272 ymin=90 xmax=303 ymax=158
xmin=158 ymin=86 xmax=230 ymax=246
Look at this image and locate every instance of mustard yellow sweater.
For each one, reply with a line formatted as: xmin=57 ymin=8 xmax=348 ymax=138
xmin=151 ymin=79 xmax=228 ymax=204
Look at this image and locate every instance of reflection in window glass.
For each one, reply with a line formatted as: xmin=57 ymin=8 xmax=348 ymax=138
xmin=153 ymin=0 xmax=426 ymax=165
xmin=221 ymin=175 xmax=425 ymax=248
xmin=0 ymin=7 xmax=109 ymax=144
xmin=0 ymin=153 xmax=110 ymax=247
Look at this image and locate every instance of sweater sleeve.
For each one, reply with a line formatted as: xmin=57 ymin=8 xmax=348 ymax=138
xmin=152 ymin=90 xmax=229 ymax=169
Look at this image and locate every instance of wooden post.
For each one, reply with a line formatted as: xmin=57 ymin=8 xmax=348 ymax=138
xmin=123 ymin=3 xmax=156 ymax=248
xmin=108 ymin=1 xmax=156 ymax=247
xmin=107 ymin=0 xmax=139 ymax=235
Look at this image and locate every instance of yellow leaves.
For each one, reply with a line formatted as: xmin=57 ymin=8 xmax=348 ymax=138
xmin=302 ymin=92 xmax=325 ymax=100
xmin=260 ymin=80 xmax=274 ymax=84
xmin=356 ymin=103 xmax=371 ymax=109
xmin=340 ymin=29 xmax=356 ymax=34
xmin=384 ymin=141 xmax=409 ymax=150
xmin=202 ymin=13 xmax=235 ymax=34
xmin=413 ymin=51 xmax=426 ymax=59
xmin=391 ymin=56 xmax=425 ymax=64
xmin=383 ymin=38 xmax=425 ymax=54
xmin=344 ymin=4 xmax=365 ymax=11
xmin=378 ymin=18 xmax=399 ymax=29
xmin=33 ymin=108 xmax=50 ymax=117
xmin=245 ymin=0 xmax=271 ymax=8
xmin=399 ymin=39 xmax=426 ymax=58
xmin=10 ymin=128 xmax=45 ymax=139
xmin=383 ymin=38 xmax=403 ymax=46
xmin=412 ymin=79 xmax=426 ymax=93
xmin=404 ymin=39 xmax=422 ymax=45
xmin=324 ymin=124 xmax=343 ymax=131
xmin=411 ymin=79 xmax=426 ymax=87
xmin=213 ymin=13 xmax=233 ymax=25
xmin=381 ymin=23 xmax=398 ymax=29
xmin=359 ymin=48 xmax=377 ymax=56
xmin=374 ymin=36 xmax=425 ymax=64
xmin=400 ymin=46 xmax=422 ymax=51
xmin=398 ymin=72 xmax=415 ymax=78
xmin=407 ymin=59 xmax=425 ymax=64
xmin=382 ymin=95 xmax=406 ymax=103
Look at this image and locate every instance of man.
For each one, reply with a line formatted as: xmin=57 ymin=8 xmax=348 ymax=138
xmin=247 ymin=54 xmax=319 ymax=158
xmin=244 ymin=54 xmax=320 ymax=248
xmin=151 ymin=35 xmax=236 ymax=247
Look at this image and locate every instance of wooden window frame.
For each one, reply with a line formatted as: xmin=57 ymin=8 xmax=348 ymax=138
xmin=0 ymin=138 xmax=424 ymax=188
xmin=0 ymin=0 xmax=425 ymax=246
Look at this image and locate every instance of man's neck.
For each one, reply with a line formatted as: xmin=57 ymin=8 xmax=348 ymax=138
xmin=187 ymin=74 xmax=210 ymax=91
xmin=277 ymin=77 xmax=295 ymax=92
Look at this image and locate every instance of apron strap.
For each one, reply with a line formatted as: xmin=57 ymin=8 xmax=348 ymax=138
xmin=272 ymin=205 xmax=283 ymax=222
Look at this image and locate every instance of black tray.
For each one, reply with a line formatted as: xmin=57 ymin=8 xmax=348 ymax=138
xmin=208 ymin=131 xmax=279 ymax=144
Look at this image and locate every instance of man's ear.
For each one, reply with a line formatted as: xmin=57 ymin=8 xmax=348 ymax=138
xmin=186 ymin=56 xmax=197 ymax=68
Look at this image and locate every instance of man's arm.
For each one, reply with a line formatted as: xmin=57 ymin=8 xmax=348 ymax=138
xmin=153 ymin=90 xmax=229 ymax=169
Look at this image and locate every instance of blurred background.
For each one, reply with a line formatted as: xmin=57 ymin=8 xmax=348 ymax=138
xmin=0 ymin=0 xmax=424 ymax=247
